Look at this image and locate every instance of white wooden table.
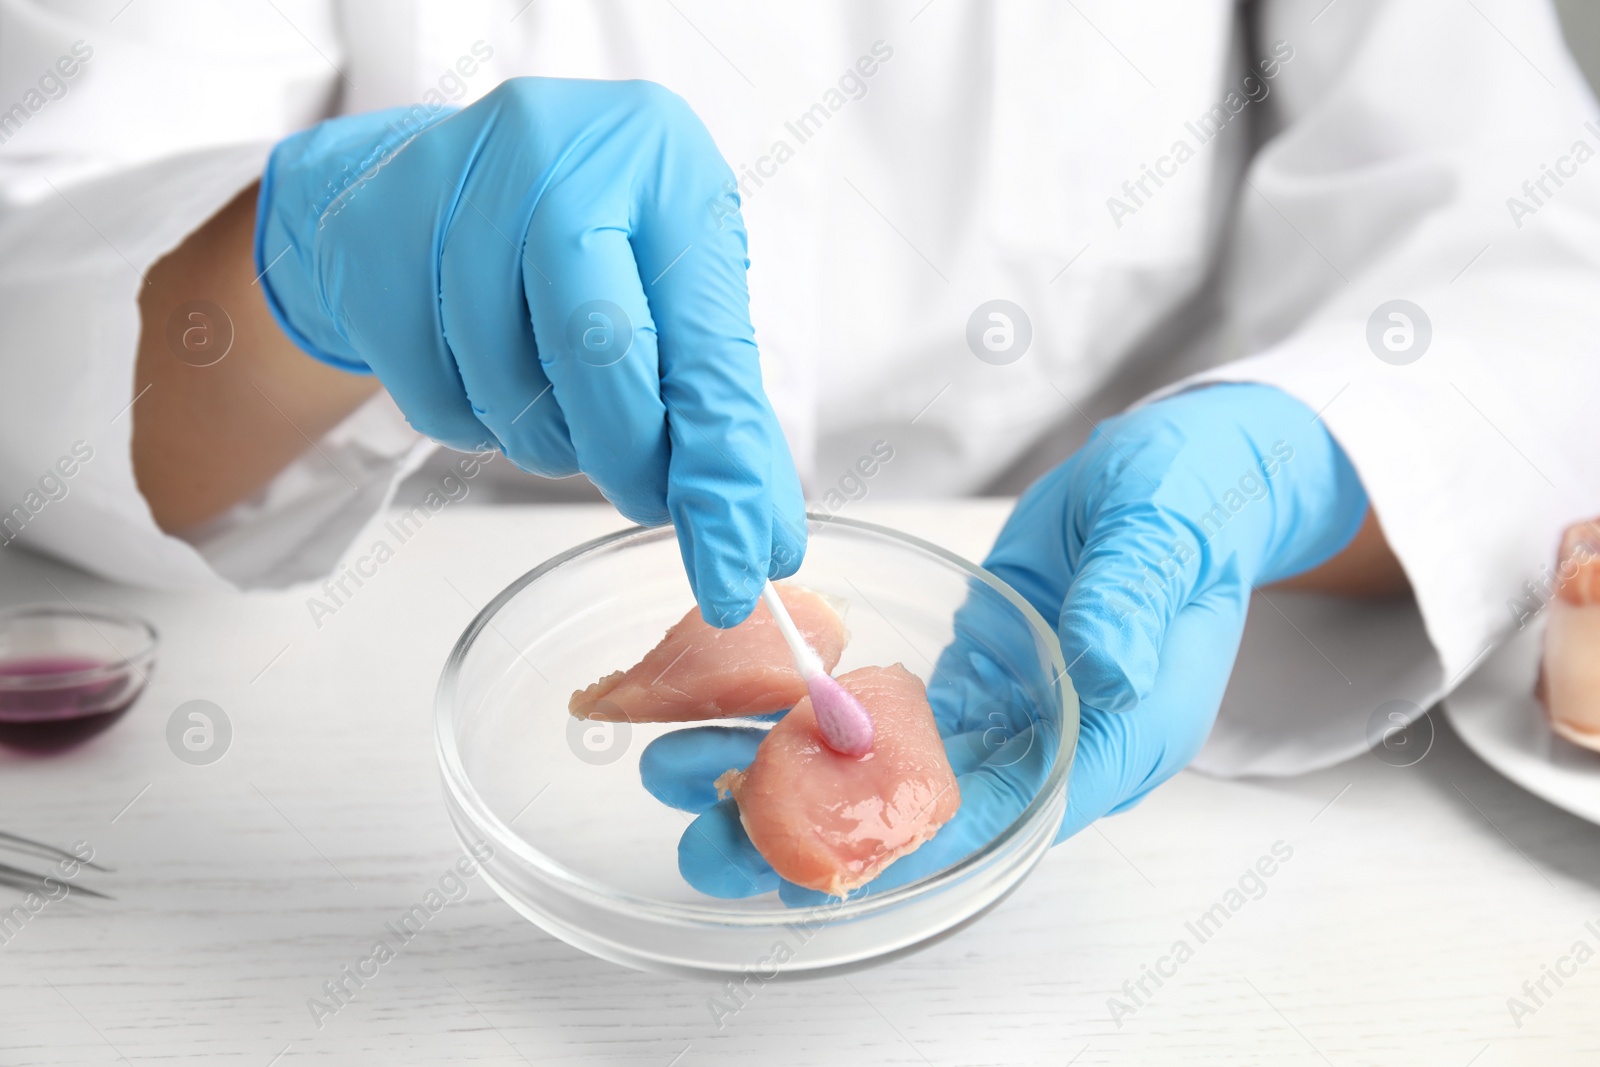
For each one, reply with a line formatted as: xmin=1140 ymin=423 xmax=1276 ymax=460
xmin=2 ymin=501 xmax=1598 ymax=1066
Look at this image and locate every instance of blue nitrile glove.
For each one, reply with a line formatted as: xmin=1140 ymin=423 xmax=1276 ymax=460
xmin=639 ymin=383 xmax=1369 ymax=901
xmin=255 ymin=78 xmax=804 ymax=625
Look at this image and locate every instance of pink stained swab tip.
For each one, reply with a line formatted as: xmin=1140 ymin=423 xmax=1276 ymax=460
xmin=760 ymin=581 xmax=875 ymax=757
xmin=802 ymin=670 xmax=876 ymax=757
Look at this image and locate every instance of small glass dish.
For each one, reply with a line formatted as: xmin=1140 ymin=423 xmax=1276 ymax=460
xmin=0 ymin=605 xmax=157 ymax=750
xmin=435 ymin=514 xmax=1077 ymax=978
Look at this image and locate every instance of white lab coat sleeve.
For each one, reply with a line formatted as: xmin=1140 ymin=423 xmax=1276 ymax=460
xmin=1171 ymin=0 xmax=1600 ymax=775
xmin=0 ymin=0 xmax=428 ymax=590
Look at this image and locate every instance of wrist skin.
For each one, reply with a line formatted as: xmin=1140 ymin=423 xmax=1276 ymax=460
xmin=132 ymin=183 xmax=380 ymax=532
xmin=1272 ymin=508 xmax=1409 ymax=599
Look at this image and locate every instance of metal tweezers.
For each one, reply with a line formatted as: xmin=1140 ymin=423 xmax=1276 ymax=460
xmin=0 ymin=829 xmax=112 ymax=900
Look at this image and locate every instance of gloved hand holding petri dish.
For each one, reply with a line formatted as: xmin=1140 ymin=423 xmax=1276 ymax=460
xmin=435 ymin=517 xmax=1074 ymax=977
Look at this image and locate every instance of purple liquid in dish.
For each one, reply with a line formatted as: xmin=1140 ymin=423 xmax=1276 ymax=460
xmin=0 ymin=656 xmax=141 ymax=751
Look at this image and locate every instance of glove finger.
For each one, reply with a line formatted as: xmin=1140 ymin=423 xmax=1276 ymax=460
xmin=523 ymin=198 xmax=670 ymax=525
xmin=943 ymin=728 xmax=1000 ymax=777
xmin=638 ymin=725 xmax=766 ymax=813
xmin=927 ymin=578 xmax=1054 ymax=739
xmin=1054 ymin=495 xmax=1206 ymax=714
xmin=340 ymin=314 xmax=494 ymax=453
xmin=437 ymin=129 xmax=579 ymax=477
xmin=980 ymin=416 xmax=1198 ymax=716
xmin=677 ymin=799 xmax=780 ymax=898
xmin=1056 ymin=581 xmax=1248 ymax=842
xmin=500 ymin=82 xmax=706 ymax=528
xmin=299 ymin=138 xmax=491 ymax=452
xmin=625 ymin=88 xmax=806 ymax=625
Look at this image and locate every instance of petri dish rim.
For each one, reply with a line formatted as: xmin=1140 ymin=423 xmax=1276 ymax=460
xmin=434 ymin=511 xmax=1075 ymax=930
xmin=0 ymin=604 xmax=159 ymax=690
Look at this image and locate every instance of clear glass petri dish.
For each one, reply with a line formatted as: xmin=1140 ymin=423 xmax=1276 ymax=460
xmin=0 ymin=605 xmax=157 ymax=750
xmin=435 ymin=514 xmax=1077 ymax=978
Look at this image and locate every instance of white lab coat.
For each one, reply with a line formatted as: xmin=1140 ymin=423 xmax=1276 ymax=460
xmin=3 ymin=0 xmax=1599 ymax=776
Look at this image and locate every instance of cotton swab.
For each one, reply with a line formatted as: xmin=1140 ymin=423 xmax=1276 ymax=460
xmin=761 ymin=581 xmax=875 ymax=757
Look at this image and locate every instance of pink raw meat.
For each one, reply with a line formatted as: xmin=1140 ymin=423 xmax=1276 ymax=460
xmin=1540 ymin=521 xmax=1600 ymax=751
xmin=569 ymin=584 xmax=847 ymax=723
xmin=716 ymin=664 xmax=960 ymax=897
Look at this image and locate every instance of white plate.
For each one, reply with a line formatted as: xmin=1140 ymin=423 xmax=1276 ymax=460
xmin=1445 ymin=617 xmax=1600 ymax=825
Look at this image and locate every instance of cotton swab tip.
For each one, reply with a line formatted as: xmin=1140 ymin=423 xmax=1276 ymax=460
xmin=760 ymin=580 xmax=873 ymax=756
xmin=807 ymin=672 xmax=875 ymax=757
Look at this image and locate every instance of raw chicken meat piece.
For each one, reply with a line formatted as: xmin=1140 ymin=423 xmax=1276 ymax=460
xmin=1540 ymin=521 xmax=1600 ymax=751
xmin=715 ymin=664 xmax=960 ymax=897
xmin=569 ymin=584 xmax=848 ymax=723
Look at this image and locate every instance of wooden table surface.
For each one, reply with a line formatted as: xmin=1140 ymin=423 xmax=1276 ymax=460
xmin=2 ymin=501 xmax=1598 ymax=1066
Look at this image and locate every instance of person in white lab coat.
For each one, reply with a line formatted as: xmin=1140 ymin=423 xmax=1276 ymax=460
xmin=2 ymin=1 xmax=1599 ymax=885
